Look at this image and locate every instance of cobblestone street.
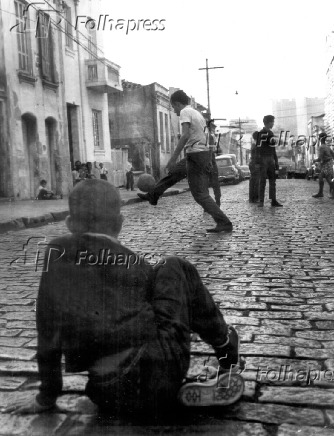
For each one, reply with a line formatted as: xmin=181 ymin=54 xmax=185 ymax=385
xmin=0 ymin=178 xmax=334 ymax=435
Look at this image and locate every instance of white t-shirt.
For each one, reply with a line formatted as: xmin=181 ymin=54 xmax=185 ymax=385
xmin=179 ymin=106 xmax=208 ymax=153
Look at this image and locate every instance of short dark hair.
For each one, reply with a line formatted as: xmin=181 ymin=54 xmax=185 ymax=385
xmin=170 ymin=90 xmax=189 ymax=105
xmin=319 ymin=132 xmax=327 ymax=143
xmin=263 ymin=115 xmax=275 ymax=124
xmin=69 ymin=179 xmax=121 ymax=234
xmin=40 ymin=179 xmax=47 ymax=185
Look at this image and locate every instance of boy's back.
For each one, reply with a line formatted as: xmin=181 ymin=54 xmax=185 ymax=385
xmin=37 ymin=233 xmax=157 ymax=374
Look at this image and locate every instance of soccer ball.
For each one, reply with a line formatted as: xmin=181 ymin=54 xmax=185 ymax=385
xmin=137 ymin=174 xmax=155 ymax=192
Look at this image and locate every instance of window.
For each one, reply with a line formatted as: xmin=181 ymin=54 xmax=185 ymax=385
xmin=14 ymin=0 xmax=32 ymax=73
xmin=64 ymin=5 xmax=73 ymax=49
xmin=164 ymin=113 xmax=170 ymax=152
xmin=159 ymin=112 xmax=164 ymax=152
xmin=92 ymin=110 xmax=103 ymax=149
xmin=88 ymin=65 xmax=98 ymax=81
xmin=87 ymin=22 xmax=97 ymax=59
xmin=38 ymin=12 xmax=55 ymax=82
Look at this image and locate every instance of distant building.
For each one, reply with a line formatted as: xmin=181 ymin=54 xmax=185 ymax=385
xmin=0 ymin=0 xmax=121 ymax=199
xmin=108 ymin=80 xmax=175 ymax=180
xmin=325 ymin=32 xmax=334 ymax=136
xmin=306 ymin=114 xmax=325 ymax=168
xmin=108 ymin=82 xmax=207 ymax=179
xmin=272 ymin=97 xmax=325 ymax=139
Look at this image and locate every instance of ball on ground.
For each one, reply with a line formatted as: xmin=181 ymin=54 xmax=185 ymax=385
xmin=137 ymin=174 xmax=155 ymax=192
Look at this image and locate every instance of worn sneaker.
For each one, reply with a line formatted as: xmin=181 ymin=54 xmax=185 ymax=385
xmin=207 ymin=222 xmax=233 ymax=233
xmin=271 ymin=201 xmax=283 ymax=207
xmin=312 ymin=193 xmax=324 ymax=198
xmin=214 ymin=326 xmax=240 ymax=372
xmin=178 ymin=372 xmax=244 ymax=407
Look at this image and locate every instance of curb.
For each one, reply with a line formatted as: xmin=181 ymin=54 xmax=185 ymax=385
xmin=0 ymin=188 xmax=191 ymax=235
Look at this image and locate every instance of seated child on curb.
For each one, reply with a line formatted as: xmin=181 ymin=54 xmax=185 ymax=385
xmin=4 ymin=179 xmax=243 ymax=420
xmin=36 ymin=180 xmax=55 ymax=200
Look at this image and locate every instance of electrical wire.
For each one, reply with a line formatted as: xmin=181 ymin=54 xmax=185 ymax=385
xmin=26 ymin=2 xmax=112 ymax=69
xmin=42 ymin=0 xmax=104 ymax=56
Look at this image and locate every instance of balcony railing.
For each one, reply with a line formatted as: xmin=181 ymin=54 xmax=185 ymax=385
xmin=85 ymin=58 xmax=121 ymax=93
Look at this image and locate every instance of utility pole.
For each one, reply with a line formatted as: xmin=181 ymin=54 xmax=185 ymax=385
xmin=234 ymin=91 xmax=249 ymax=165
xmin=198 ymin=59 xmax=224 ymax=119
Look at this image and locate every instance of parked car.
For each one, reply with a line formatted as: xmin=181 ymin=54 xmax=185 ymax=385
xmin=215 ymin=155 xmax=240 ymax=184
xmin=219 ymin=153 xmax=244 ymax=180
xmin=287 ymin=165 xmax=308 ymax=179
xmin=239 ymin=165 xmax=251 ymax=179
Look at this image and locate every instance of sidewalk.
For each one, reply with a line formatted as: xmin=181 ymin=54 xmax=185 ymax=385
xmin=0 ymin=182 xmax=190 ymax=234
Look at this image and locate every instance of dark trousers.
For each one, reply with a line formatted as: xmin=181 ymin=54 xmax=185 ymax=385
xmin=258 ymin=156 xmax=277 ymax=203
xmin=126 ymin=171 xmax=134 ymax=190
xmin=151 ymin=158 xmax=187 ymax=197
xmin=85 ymin=257 xmax=228 ymax=418
xmin=249 ymin=162 xmax=260 ymax=202
xmin=208 ymin=151 xmax=221 ymax=206
xmin=187 ymin=151 xmax=230 ymax=225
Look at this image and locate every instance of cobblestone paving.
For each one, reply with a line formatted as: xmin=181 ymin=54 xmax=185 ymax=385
xmin=0 ymin=179 xmax=334 ymax=435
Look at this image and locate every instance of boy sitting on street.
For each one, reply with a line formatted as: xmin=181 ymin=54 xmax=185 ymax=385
xmin=36 ymin=180 xmax=55 ymax=200
xmin=5 ymin=179 xmax=243 ymax=420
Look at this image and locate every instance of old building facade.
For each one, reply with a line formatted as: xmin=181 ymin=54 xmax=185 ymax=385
xmin=325 ymin=33 xmax=334 ymax=137
xmin=108 ymin=81 xmax=211 ymax=180
xmin=0 ymin=0 xmax=122 ymax=199
xmin=109 ymin=81 xmax=178 ymax=180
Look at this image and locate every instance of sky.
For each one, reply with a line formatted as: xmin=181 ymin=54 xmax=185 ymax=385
xmin=99 ymin=0 xmax=334 ymax=127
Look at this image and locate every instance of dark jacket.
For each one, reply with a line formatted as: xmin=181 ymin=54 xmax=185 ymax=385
xmin=254 ymin=128 xmax=279 ymax=168
xmin=36 ymin=233 xmax=159 ymax=406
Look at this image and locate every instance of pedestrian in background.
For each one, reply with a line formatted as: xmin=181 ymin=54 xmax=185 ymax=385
xmin=86 ymin=162 xmax=95 ymax=179
xmin=312 ymin=132 xmax=334 ymax=199
xmin=145 ymin=153 xmax=151 ymax=174
xmin=99 ymin=162 xmax=108 ymax=181
xmin=92 ymin=162 xmax=101 ymax=179
xmin=36 ymin=180 xmax=56 ymax=200
xmin=248 ymin=131 xmax=260 ymax=203
xmin=126 ymin=161 xmax=135 ymax=191
xmin=79 ymin=163 xmax=88 ymax=180
xmin=207 ymin=124 xmax=221 ymax=207
xmin=72 ymin=165 xmax=80 ymax=186
xmin=255 ymin=115 xmax=283 ymax=207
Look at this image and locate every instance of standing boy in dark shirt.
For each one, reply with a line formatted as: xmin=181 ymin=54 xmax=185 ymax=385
xmin=255 ymin=115 xmax=283 ymax=207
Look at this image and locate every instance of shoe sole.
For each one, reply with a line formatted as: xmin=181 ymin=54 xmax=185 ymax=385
xmin=178 ymin=373 xmax=244 ymax=407
xmin=206 ymin=227 xmax=233 ymax=233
